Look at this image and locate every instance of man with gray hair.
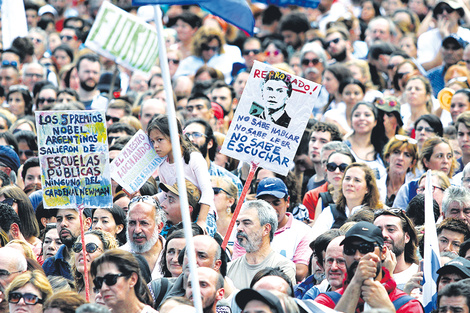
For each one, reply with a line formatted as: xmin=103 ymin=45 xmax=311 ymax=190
xmin=0 ymin=247 xmax=27 ymax=292
xmin=442 ymin=186 xmax=470 ymax=230
xmin=122 ymin=195 xmax=164 ymax=279
xmin=22 ymin=62 xmax=47 ymax=92
xmin=227 ymin=200 xmax=296 ymax=289
xmin=365 ymin=16 xmax=397 ymax=47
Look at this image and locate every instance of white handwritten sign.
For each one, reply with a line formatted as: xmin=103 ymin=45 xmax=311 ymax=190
xmin=110 ymin=130 xmax=163 ymax=193
xmin=85 ymin=1 xmax=159 ymax=73
xmin=221 ymin=61 xmax=321 ymax=175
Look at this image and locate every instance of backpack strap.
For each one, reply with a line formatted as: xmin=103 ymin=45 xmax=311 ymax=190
xmin=330 ymin=204 xmax=347 ymax=229
xmin=319 ymin=192 xmax=334 ymax=209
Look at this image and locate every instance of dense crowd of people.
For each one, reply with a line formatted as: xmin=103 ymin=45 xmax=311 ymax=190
xmin=4 ymin=0 xmax=470 ymax=312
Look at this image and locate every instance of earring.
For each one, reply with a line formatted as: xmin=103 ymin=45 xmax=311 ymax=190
xmin=226 ymin=208 xmax=231 ymax=214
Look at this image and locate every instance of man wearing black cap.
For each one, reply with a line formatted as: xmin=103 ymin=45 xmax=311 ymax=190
xmin=235 ymin=288 xmax=284 ymax=313
xmin=437 ymin=257 xmax=470 ymax=291
xmin=427 ymin=34 xmax=468 ymax=97
xmin=0 ymin=145 xmax=20 ymax=185
xmin=418 ymin=0 xmax=470 ymax=71
xmin=314 ymin=221 xmax=423 ymax=313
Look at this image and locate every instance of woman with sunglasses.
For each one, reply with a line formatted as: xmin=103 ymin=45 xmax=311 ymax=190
xmin=393 ymin=137 xmax=455 ymax=210
xmin=379 ymin=136 xmax=418 ymax=207
xmin=14 ymin=130 xmax=38 ymax=165
xmin=262 ymin=39 xmax=288 ymax=66
xmin=375 ymin=96 xmax=405 ymax=141
xmin=211 ymin=176 xmax=238 ymax=245
xmin=7 ymin=85 xmax=33 ymax=118
xmin=312 ymin=163 xmax=383 ymax=238
xmin=36 ymin=85 xmax=58 ymax=110
xmin=90 ymin=249 xmax=155 ymax=313
xmin=5 ymin=270 xmax=53 ymax=313
xmin=387 ymin=60 xmax=418 ymax=103
xmin=71 ymin=229 xmax=118 ymax=301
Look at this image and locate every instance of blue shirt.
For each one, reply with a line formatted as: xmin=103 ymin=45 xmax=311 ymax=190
xmin=42 ymin=244 xmax=73 ymax=280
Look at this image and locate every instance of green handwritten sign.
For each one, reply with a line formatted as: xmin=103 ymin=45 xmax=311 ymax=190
xmin=85 ymin=1 xmax=159 ymax=73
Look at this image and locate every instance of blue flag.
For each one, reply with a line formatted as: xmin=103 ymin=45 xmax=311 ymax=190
xmin=252 ymin=0 xmax=319 ymax=8
xmin=132 ymin=0 xmax=255 ymax=36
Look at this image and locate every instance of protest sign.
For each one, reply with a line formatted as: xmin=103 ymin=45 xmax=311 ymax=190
xmin=36 ymin=111 xmax=112 ymax=209
xmin=85 ymin=1 xmax=159 ymax=73
xmin=110 ymin=129 xmax=163 ymax=193
xmin=221 ymin=61 xmax=321 ymax=176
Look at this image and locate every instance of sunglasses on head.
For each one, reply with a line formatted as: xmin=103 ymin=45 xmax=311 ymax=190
xmin=129 ymin=195 xmax=159 ymax=208
xmin=93 ymin=273 xmax=126 ymax=290
xmin=301 ymin=58 xmax=320 ymax=66
xmin=326 ymin=162 xmax=348 ymax=172
xmin=8 ymin=292 xmax=43 ymax=305
xmin=105 ymin=115 xmax=120 ymax=123
xmin=243 ymin=49 xmax=260 ymax=56
xmin=343 ymin=242 xmax=379 ymax=256
xmin=72 ymin=242 xmax=102 ymax=254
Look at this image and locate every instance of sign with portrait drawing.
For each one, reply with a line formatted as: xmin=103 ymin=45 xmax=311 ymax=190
xmin=221 ymin=61 xmax=321 ymax=175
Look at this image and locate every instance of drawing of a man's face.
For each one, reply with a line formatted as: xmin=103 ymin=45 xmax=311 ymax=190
xmin=262 ymin=79 xmax=289 ymax=111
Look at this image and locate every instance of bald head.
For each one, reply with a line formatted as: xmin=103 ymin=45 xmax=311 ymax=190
xmin=0 ymin=247 xmax=27 ymax=289
xmin=253 ymin=275 xmax=291 ymax=295
xmin=140 ymin=98 xmax=166 ymax=130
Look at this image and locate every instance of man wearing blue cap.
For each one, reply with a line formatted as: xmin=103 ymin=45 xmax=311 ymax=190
xmin=314 ymin=221 xmax=423 ymax=313
xmin=232 ymin=177 xmax=313 ymax=282
xmin=0 ymin=145 xmax=20 ymax=185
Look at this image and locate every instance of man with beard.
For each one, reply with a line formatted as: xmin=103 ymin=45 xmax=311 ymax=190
xmin=303 ymin=236 xmax=347 ymax=300
xmin=279 ymin=12 xmax=310 ymax=54
xmin=325 ymin=27 xmax=354 ymax=64
xmin=373 ymin=208 xmax=419 ymax=290
xmin=122 ymin=195 xmax=164 ymax=279
xmin=76 ymin=54 xmax=107 ymax=110
xmin=185 ymin=267 xmax=224 ymax=313
xmin=43 ymin=208 xmax=92 ymax=279
xmin=442 ymin=186 xmax=470 ymax=231
xmin=183 ymin=118 xmax=243 ymax=198
xmin=314 ymin=221 xmax=423 ymax=313
xmin=227 ymin=200 xmax=296 ymax=289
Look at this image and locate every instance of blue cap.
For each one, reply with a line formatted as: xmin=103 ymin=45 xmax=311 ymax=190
xmin=256 ymin=177 xmax=288 ymax=199
xmin=442 ymin=34 xmax=468 ymax=49
xmin=0 ymin=145 xmax=20 ymax=174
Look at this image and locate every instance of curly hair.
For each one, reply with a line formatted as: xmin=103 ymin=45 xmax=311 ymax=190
xmin=191 ymin=26 xmax=225 ymax=57
xmin=5 ymin=270 xmax=53 ymax=304
xmin=383 ymin=136 xmax=418 ymax=174
xmin=311 ymin=121 xmax=343 ymax=142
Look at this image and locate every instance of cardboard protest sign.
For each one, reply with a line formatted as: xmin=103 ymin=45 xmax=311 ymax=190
xmin=85 ymin=1 xmax=159 ymax=73
xmin=36 ymin=111 xmax=112 ymax=209
xmin=221 ymin=61 xmax=321 ymax=176
xmin=110 ymin=129 xmax=163 ymax=193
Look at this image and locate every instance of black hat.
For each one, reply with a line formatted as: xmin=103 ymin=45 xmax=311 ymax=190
xmin=340 ymin=221 xmax=384 ymax=246
xmin=235 ymin=289 xmax=284 ymax=312
xmin=437 ymin=257 xmax=470 ymax=279
xmin=0 ymin=145 xmax=20 ymax=174
xmin=97 ymin=72 xmax=121 ymax=93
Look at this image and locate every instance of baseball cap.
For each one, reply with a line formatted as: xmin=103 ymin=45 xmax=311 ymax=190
xmin=256 ymin=177 xmax=288 ymax=199
xmin=159 ymin=180 xmax=201 ymax=209
xmin=433 ymin=0 xmax=465 ymax=18
xmin=437 ymin=257 xmax=470 ymax=279
xmin=235 ymin=289 xmax=284 ymax=312
xmin=38 ymin=4 xmax=58 ymax=17
xmin=442 ymin=34 xmax=468 ymax=49
xmin=340 ymin=221 xmax=384 ymax=246
xmin=0 ymin=146 xmax=20 ymax=174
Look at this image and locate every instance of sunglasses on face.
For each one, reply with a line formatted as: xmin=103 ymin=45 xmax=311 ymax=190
xmin=265 ymin=50 xmax=280 ymax=57
xmin=326 ymin=162 xmax=348 ymax=172
xmin=0 ymin=269 xmax=21 ymax=278
xmin=72 ymin=242 xmax=102 ymax=254
xmin=168 ymin=59 xmax=180 ymax=65
xmin=60 ymin=35 xmax=76 ymax=41
xmin=201 ymin=44 xmax=219 ymax=52
xmin=19 ymin=149 xmax=37 ymax=158
xmin=396 ymin=72 xmax=409 ymax=80
xmin=213 ymin=187 xmax=231 ymax=196
xmin=105 ymin=115 xmax=120 ymax=123
xmin=242 ymin=49 xmax=260 ymax=56
xmin=301 ymin=58 xmax=320 ymax=66
xmin=343 ymin=242 xmax=378 ymax=256
xmin=38 ymin=98 xmax=56 ymax=104
xmin=415 ymin=126 xmax=435 ymax=133
xmin=326 ymin=37 xmax=341 ymax=47
xmin=8 ymin=292 xmax=43 ymax=305
xmin=435 ymin=5 xmax=455 ymax=15
xmin=2 ymin=60 xmax=18 ymax=68
xmin=93 ymin=273 xmax=126 ymax=290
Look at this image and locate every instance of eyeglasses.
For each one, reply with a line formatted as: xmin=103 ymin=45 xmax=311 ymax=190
xmin=184 ymin=131 xmax=206 ymax=140
xmin=8 ymin=292 xmax=43 ymax=305
xmin=72 ymin=242 xmax=103 ymax=254
xmin=1 ymin=198 xmax=16 ymax=206
xmin=129 ymin=195 xmax=159 ymax=208
xmin=18 ymin=149 xmax=37 ymax=158
xmin=106 ymin=115 xmax=120 ymax=123
xmin=93 ymin=273 xmax=126 ymax=290
xmin=435 ymin=5 xmax=455 ymax=15
xmin=416 ymin=185 xmax=445 ymax=194
xmin=301 ymin=58 xmax=320 ymax=66
xmin=343 ymin=242 xmax=379 ymax=256
xmin=325 ymin=257 xmax=346 ymax=267
xmin=201 ymin=44 xmax=219 ymax=52
xmin=0 ymin=269 xmax=21 ymax=278
xmin=448 ymin=76 xmax=469 ymax=85
xmin=387 ymin=63 xmax=400 ymax=70
xmin=60 ymin=35 xmax=77 ymax=41
xmin=213 ymin=187 xmax=231 ymax=196
xmin=462 ymin=177 xmax=470 ymax=184
xmin=415 ymin=126 xmax=435 ymax=133
xmin=443 ymin=44 xmax=462 ymax=51
xmin=2 ymin=60 xmax=18 ymax=68
xmin=242 ymin=49 xmax=260 ymax=56
xmin=28 ymin=37 xmax=43 ymax=44
xmin=326 ymin=38 xmax=341 ymax=47
xmin=326 ymin=162 xmax=348 ymax=172
xmin=265 ymin=50 xmax=280 ymax=57
xmin=38 ymin=98 xmax=56 ymax=104
xmin=168 ymin=59 xmax=180 ymax=65
xmin=394 ymin=135 xmax=417 ymax=145
xmin=24 ymin=73 xmax=44 ymax=79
